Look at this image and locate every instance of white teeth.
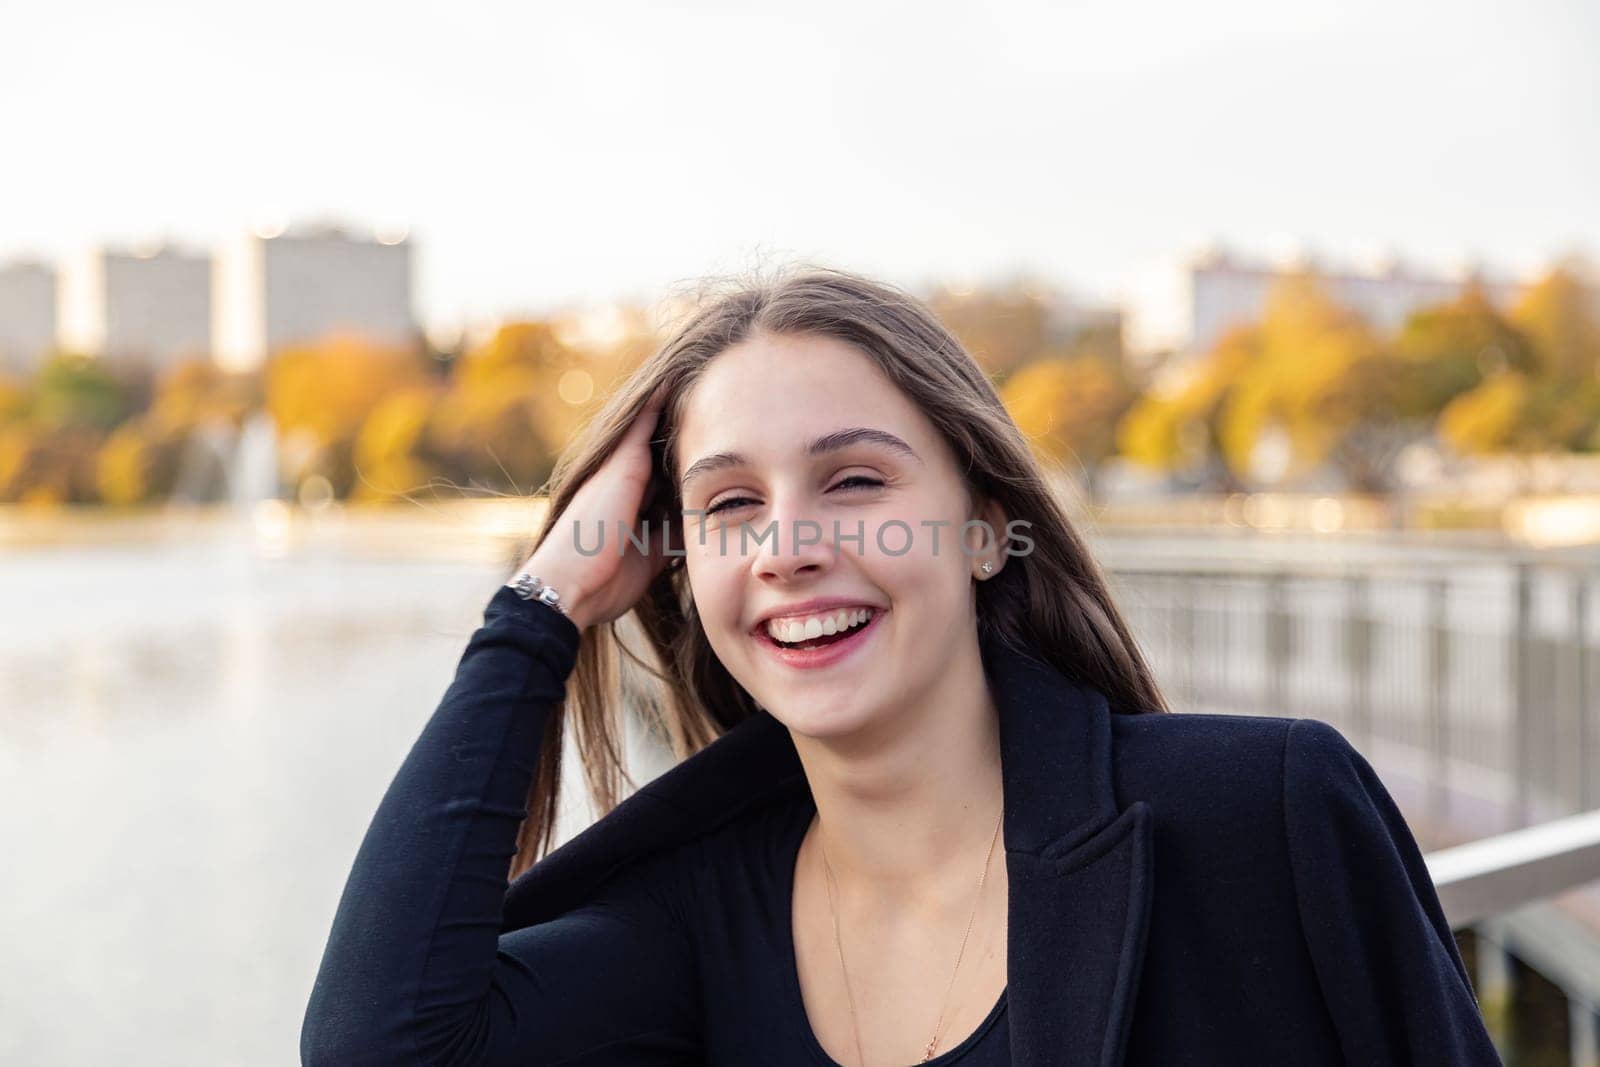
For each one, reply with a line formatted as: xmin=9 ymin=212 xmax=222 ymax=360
xmin=766 ymin=607 xmax=874 ymax=645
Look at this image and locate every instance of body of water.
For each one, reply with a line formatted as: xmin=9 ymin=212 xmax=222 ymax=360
xmin=0 ymin=525 xmax=659 ymax=1064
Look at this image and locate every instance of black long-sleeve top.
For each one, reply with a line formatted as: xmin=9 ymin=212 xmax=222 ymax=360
xmin=300 ymin=585 xmax=1010 ymax=1066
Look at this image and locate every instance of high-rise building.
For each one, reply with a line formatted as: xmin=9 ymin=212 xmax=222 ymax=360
xmin=0 ymin=260 xmax=57 ymax=376
xmin=216 ymin=224 xmax=415 ymax=369
xmin=59 ymin=245 xmax=212 ymax=369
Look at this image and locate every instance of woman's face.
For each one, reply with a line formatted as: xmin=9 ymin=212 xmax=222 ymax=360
xmin=674 ymin=330 xmax=1003 ymax=740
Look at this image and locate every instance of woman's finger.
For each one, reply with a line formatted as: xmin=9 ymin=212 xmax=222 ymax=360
xmin=627 ymin=385 xmax=668 ymax=445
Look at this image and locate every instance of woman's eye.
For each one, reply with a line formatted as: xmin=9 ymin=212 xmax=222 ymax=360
xmin=704 ymin=476 xmax=884 ymax=516
xmin=705 ymin=495 xmax=756 ymax=516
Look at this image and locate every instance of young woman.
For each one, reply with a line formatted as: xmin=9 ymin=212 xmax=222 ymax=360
xmin=301 ymin=268 xmax=1501 ymax=1066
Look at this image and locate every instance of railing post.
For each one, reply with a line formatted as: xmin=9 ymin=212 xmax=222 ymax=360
xmin=1575 ymin=573 xmax=1593 ymax=812
xmin=1510 ymin=563 xmax=1536 ymax=831
xmin=1267 ymin=572 xmax=1288 ymax=717
xmin=1346 ymin=574 xmax=1372 ymax=750
xmin=1177 ymin=574 xmax=1196 ymax=712
xmin=1220 ymin=575 xmax=1235 ymax=710
xmin=1473 ymin=923 xmax=1515 ymax=1054
xmin=1573 ymin=999 xmax=1600 ymax=1067
xmin=1514 ymin=562 xmax=1533 ymax=828
xmin=1427 ymin=576 xmax=1450 ymax=831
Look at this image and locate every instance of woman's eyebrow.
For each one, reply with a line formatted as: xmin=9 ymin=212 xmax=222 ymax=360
xmin=679 ymin=427 xmax=921 ymax=490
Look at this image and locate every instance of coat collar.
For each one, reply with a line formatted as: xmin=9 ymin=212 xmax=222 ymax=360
xmin=503 ymin=629 xmax=1155 ymax=1067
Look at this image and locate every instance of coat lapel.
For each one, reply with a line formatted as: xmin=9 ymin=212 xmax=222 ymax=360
xmin=502 ymin=632 xmax=1155 ymax=1067
xmin=984 ymin=632 xmax=1156 ymax=1066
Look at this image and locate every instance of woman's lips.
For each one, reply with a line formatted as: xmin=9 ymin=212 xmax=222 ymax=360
xmin=754 ymin=608 xmax=887 ymax=670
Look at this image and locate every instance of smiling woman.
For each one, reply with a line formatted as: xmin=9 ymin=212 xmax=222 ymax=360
xmin=301 ymin=266 xmax=1502 ymax=1066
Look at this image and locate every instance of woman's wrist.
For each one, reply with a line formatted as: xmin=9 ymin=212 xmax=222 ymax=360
xmin=506 ymin=563 xmax=592 ymax=631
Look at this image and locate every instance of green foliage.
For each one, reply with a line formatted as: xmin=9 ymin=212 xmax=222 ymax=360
xmin=31 ymin=352 xmax=135 ymax=431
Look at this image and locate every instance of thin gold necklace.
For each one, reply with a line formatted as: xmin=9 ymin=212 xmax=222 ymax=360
xmin=815 ymin=803 xmax=1005 ymax=1066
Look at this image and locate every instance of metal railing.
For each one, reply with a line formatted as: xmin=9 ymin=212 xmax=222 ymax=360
xmin=1427 ymin=809 xmax=1600 ymax=927
xmin=1099 ymin=538 xmax=1600 ymax=1057
xmin=1103 ymin=546 xmax=1600 ymax=833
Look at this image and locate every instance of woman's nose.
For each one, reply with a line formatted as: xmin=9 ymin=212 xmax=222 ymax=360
xmin=751 ymin=505 xmax=837 ymax=581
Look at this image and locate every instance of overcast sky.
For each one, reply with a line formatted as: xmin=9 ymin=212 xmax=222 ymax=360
xmin=4 ymin=0 xmax=1597 ymax=334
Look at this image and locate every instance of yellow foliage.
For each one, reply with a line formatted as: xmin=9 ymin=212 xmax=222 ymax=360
xmin=428 ymin=372 xmax=553 ymax=494
xmin=1116 ymin=394 xmax=1187 ymax=469
xmin=0 ymin=424 xmax=34 ymax=490
xmin=0 ymin=376 xmax=28 ymax=423
xmin=457 ymin=322 xmax=576 ymax=392
xmin=452 ymin=321 xmax=620 ymax=457
xmin=1511 ymin=266 xmax=1600 ymax=382
xmin=1438 ymin=372 xmax=1528 ymax=454
xmin=149 ymin=358 xmax=256 ymax=435
xmin=94 ymin=415 xmax=186 ymax=506
xmin=1002 ymin=360 xmax=1071 ymax=444
xmin=928 ymin=287 xmax=1057 ymax=377
xmin=1117 ymin=327 xmax=1257 ymax=474
xmin=95 ymin=424 xmax=150 ymax=506
xmin=349 ymin=455 xmax=441 ymax=503
xmin=1214 ymin=273 xmax=1387 ymax=480
xmin=19 ymin=485 xmax=64 ymax=507
xmin=355 ymin=386 xmax=438 ymax=468
xmin=1000 ymin=356 xmax=1131 ymax=470
xmin=266 ymin=335 xmax=428 ymax=449
xmin=0 ymin=423 xmax=103 ymax=503
xmin=351 ymin=386 xmax=443 ymax=501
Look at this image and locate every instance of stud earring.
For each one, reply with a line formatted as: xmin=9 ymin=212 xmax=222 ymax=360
xmin=980 ymin=561 xmax=994 ymax=575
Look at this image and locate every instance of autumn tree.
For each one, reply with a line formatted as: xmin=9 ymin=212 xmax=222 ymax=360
xmin=32 ymin=351 xmax=137 ymax=432
xmin=95 ymin=358 xmax=260 ymax=505
xmin=1512 ymin=260 xmax=1600 ymax=384
xmin=1392 ymin=282 xmax=1538 ymax=416
xmin=1001 ymin=353 xmax=1139 ymax=500
xmin=1508 ymin=261 xmax=1600 ymax=450
xmin=1116 ymin=326 xmax=1255 ymax=492
xmin=926 ymin=279 xmax=1121 ymax=382
xmin=350 ymin=385 xmax=446 ymax=503
xmin=1435 ymin=263 xmax=1600 ymax=455
xmin=426 ymin=317 xmax=650 ymax=499
xmin=265 ymin=334 xmax=433 ymax=498
xmin=1118 ymin=272 xmax=1405 ymax=492
xmin=0 ymin=352 xmax=141 ymax=504
xmin=1220 ymin=271 xmax=1406 ymax=490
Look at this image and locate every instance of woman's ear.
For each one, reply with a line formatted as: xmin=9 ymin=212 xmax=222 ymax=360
xmin=967 ymin=493 xmax=1010 ymax=579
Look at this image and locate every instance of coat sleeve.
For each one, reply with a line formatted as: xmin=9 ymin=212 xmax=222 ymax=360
xmin=299 ymin=585 xmax=702 ymax=1066
xmin=1282 ymin=718 xmax=1503 ymax=1066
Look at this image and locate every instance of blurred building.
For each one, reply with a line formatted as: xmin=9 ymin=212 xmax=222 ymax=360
xmin=0 ymin=259 xmax=57 ymax=376
xmin=1048 ymin=300 xmax=1123 ymax=345
xmin=1189 ymin=248 xmax=1523 ymax=355
xmin=215 ymin=224 xmax=416 ymax=369
xmin=59 ymin=245 xmax=212 ymax=369
xmin=1124 ymin=245 xmax=1551 ymax=365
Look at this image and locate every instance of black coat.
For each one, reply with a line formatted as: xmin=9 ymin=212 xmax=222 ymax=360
xmin=500 ymin=626 xmax=1503 ymax=1066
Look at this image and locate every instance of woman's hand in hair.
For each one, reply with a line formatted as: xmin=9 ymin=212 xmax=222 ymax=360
xmin=512 ymin=385 xmax=678 ymax=633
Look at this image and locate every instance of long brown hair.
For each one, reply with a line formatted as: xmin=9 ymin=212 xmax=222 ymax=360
xmin=508 ymin=265 xmax=1169 ymax=879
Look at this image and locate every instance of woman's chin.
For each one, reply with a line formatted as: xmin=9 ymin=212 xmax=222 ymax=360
xmin=764 ymin=698 xmax=879 ymax=741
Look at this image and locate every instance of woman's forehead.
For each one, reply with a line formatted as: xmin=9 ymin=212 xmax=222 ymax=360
xmin=673 ymin=337 xmax=935 ymax=476
xmin=680 ymin=335 xmax=910 ymax=428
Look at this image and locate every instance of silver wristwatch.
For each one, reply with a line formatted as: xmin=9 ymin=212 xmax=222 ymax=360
xmin=508 ymin=572 xmax=565 ymax=615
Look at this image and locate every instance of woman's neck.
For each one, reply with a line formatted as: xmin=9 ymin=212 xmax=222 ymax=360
xmin=787 ymin=638 xmax=1005 ymax=907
